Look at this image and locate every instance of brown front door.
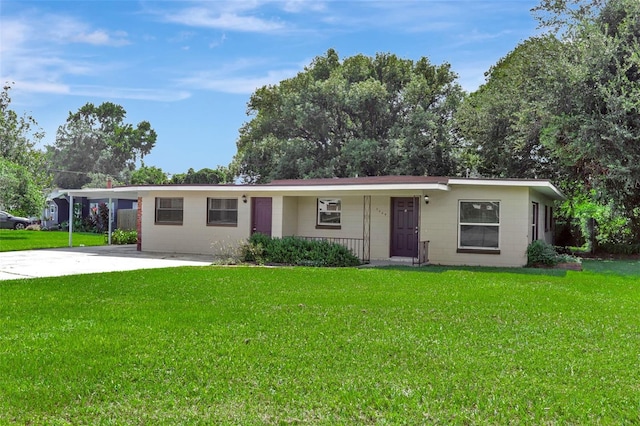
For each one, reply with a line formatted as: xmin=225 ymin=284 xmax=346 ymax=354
xmin=391 ymin=197 xmax=418 ymax=257
xmin=252 ymin=197 xmax=272 ymax=236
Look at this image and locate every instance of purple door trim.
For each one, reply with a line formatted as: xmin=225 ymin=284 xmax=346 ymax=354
xmin=390 ymin=197 xmax=418 ymax=257
xmin=252 ymin=197 xmax=272 ymax=236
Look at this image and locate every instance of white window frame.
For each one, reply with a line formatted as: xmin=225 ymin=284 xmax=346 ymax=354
xmin=458 ymin=200 xmax=500 ymax=251
xmin=155 ymin=197 xmax=183 ymax=225
xmin=317 ymin=198 xmax=341 ymax=228
xmin=207 ymin=198 xmax=238 ymax=226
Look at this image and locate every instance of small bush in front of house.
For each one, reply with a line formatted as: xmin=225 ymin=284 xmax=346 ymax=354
xmin=108 ymin=229 xmax=138 ymax=245
xmin=241 ymin=233 xmax=361 ymax=267
xmin=527 ymin=240 xmax=581 ymax=267
xmin=211 ymin=238 xmax=244 ymax=265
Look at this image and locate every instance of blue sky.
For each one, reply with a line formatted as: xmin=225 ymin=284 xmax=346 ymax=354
xmin=2 ymin=0 xmax=540 ymax=176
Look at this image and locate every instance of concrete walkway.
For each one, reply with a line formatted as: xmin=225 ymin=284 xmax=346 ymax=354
xmin=0 ymin=245 xmax=213 ymax=281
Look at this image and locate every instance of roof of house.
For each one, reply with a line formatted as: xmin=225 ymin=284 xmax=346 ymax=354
xmin=60 ymin=176 xmax=565 ymax=200
xmin=268 ymin=176 xmax=449 ymax=186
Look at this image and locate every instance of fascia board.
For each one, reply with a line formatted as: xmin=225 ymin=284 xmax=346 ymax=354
xmin=448 ymin=178 xmax=566 ymax=200
xmin=129 ymin=183 xmax=451 ymax=196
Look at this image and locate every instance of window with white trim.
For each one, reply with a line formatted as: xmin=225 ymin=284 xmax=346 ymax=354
xmin=458 ymin=201 xmax=500 ymax=250
xmin=155 ymin=197 xmax=183 ymax=224
xmin=207 ymin=198 xmax=238 ymax=226
xmin=317 ymin=198 xmax=341 ymax=227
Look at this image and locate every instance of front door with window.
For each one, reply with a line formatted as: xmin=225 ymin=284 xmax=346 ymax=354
xmin=252 ymin=197 xmax=272 ymax=236
xmin=391 ymin=197 xmax=418 ymax=257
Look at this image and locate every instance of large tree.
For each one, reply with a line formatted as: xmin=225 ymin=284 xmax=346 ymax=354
xmin=534 ymin=0 xmax=640 ymax=239
xmin=48 ymin=102 xmax=157 ymax=188
xmin=130 ymin=163 xmax=169 ymax=185
xmin=455 ymin=36 xmax=564 ymax=179
xmin=0 ymin=84 xmax=49 ymax=215
xmin=233 ymin=49 xmax=465 ymax=183
xmin=170 ymin=166 xmax=233 ymax=184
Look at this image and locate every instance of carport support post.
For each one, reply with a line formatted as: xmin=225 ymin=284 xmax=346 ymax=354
xmin=107 ymin=197 xmax=113 ymax=245
xmin=68 ymin=194 xmax=73 ymax=247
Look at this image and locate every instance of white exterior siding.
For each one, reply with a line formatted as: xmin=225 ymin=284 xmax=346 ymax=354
xmin=369 ymin=196 xmax=392 ymax=260
xmin=529 ymin=189 xmax=555 ymax=245
xmin=141 ymin=191 xmax=251 ymax=255
xmin=423 ymin=186 xmax=530 ymax=267
xmin=294 ymin=196 xmax=364 ymax=239
xmin=281 ymin=196 xmax=299 ymax=237
xmin=107 ymin=177 xmax=562 ymax=267
xmin=270 ymin=195 xmax=284 ymax=238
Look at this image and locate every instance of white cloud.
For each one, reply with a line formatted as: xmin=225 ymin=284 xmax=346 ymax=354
xmin=163 ymin=7 xmax=285 ymax=32
xmin=4 ymin=79 xmax=190 ymax=102
xmin=0 ymin=11 xmax=139 ymax=99
xmin=6 ymin=80 xmax=71 ymax=95
xmin=208 ymin=34 xmax=227 ymax=49
xmin=178 ymin=63 xmax=300 ymax=94
xmin=0 ymin=20 xmax=29 ymax=53
xmin=71 ymin=86 xmax=191 ymax=102
xmin=281 ymin=0 xmax=327 ymax=13
xmin=71 ymin=30 xmax=130 ymax=46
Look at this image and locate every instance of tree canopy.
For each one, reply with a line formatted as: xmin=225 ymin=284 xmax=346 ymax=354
xmin=130 ymin=163 xmax=169 ymax=185
xmin=537 ymin=0 xmax=640 ymax=239
xmin=169 ymin=167 xmax=233 ymax=184
xmin=0 ymin=84 xmax=48 ymax=215
xmin=233 ymin=49 xmax=465 ymax=183
xmin=456 ymin=0 xmax=640 ymax=242
xmin=455 ymin=36 xmax=564 ymax=179
xmin=47 ymin=102 xmax=157 ymax=188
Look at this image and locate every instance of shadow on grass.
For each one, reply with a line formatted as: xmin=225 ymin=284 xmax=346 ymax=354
xmin=372 ymin=264 xmax=569 ymax=277
xmin=373 ymin=259 xmax=640 ymax=278
xmin=581 ymin=259 xmax=640 ymax=277
xmin=0 ymin=233 xmax=29 ymax=240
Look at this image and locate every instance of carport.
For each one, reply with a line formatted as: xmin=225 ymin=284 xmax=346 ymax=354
xmin=62 ymin=187 xmax=140 ymax=247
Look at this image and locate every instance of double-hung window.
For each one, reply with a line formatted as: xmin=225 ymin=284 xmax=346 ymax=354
xmin=207 ymin=198 xmax=238 ymax=226
xmin=317 ymin=198 xmax=341 ymax=228
xmin=458 ymin=201 xmax=500 ymax=251
xmin=155 ymin=197 xmax=183 ymax=225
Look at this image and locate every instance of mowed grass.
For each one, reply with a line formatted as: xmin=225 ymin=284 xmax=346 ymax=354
xmin=1 ymin=265 xmax=639 ymax=424
xmin=0 ymin=230 xmax=106 ymax=252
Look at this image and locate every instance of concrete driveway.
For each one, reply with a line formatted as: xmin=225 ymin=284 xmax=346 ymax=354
xmin=0 ymin=245 xmax=214 ymax=281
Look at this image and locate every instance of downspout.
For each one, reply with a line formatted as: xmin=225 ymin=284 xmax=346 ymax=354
xmin=108 ymin=196 xmax=113 ymax=245
xmin=68 ymin=194 xmax=74 ymax=247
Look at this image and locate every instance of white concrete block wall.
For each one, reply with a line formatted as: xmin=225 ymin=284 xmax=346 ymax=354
xmin=281 ymin=196 xmax=299 ymax=237
xmin=529 ymin=189 xmax=556 ymax=245
xmin=422 ymin=186 xmax=530 ymax=267
xmin=141 ymin=192 xmax=251 ymax=255
xmin=369 ymin=196 xmax=392 ymax=260
xmin=294 ymin=196 xmax=364 ymax=239
xmin=138 ymin=186 xmax=558 ymax=267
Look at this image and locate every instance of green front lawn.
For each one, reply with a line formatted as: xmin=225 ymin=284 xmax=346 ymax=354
xmin=1 ymin=265 xmax=639 ymax=424
xmin=0 ymin=229 xmax=106 ymax=252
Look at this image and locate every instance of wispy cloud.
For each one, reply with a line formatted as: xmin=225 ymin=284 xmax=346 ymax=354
xmin=7 ymin=80 xmax=71 ymax=95
xmin=281 ymin=0 xmax=327 ymax=13
xmin=7 ymin=78 xmax=190 ymax=102
xmin=71 ymin=30 xmax=130 ymax=47
xmin=0 ymin=10 xmax=189 ymax=103
xmin=178 ymin=58 xmax=301 ymax=94
xmin=32 ymin=14 xmax=131 ymax=46
xmin=72 ymin=86 xmax=191 ymax=102
xmin=161 ymin=6 xmax=285 ymax=32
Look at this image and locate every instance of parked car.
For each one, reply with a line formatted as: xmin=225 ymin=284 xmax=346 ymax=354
xmin=0 ymin=211 xmax=33 ymax=230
